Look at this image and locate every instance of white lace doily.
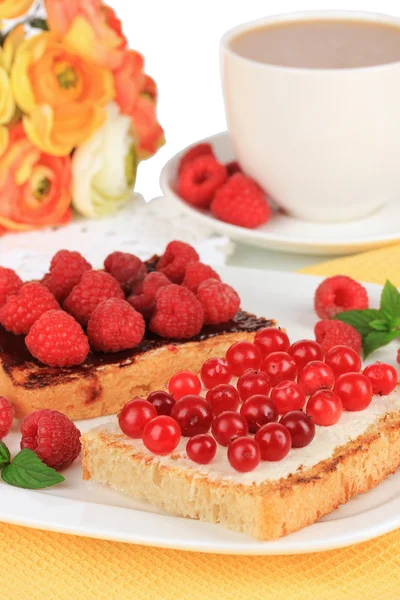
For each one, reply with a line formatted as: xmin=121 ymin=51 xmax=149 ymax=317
xmin=0 ymin=196 xmax=233 ymax=280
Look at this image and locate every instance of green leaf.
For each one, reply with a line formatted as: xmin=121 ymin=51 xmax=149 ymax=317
xmin=333 ymin=309 xmax=382 ymax=335
xmin=0 ymin=441 xmax=10 ymax=469
xmin=1 ymin=449 xmax=64 ymax=489
xmin=369 ymin=319 xmax=390 ymax=332
xmin=380 ymin=280 xmax=400 ymax=322
xmin=28 ymin=18 xmax=49 ymax=31
xmin=363 ymin=330 xmax=400 ymax=359
xmin=388 ymin=315 xmax=400 ymax=331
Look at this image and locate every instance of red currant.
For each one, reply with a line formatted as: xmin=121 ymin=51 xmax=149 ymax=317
xmin=225 ymin=341 xmax=262 ymax=376
xmin=147 ymin=391 xmax=175 ymax=416
xmin=289 ymin=339 xmax=323 ymax=369
xmin=142 ymin=415 xmax=181 ymax=455
xmin=280 ymin=411 xmax=315 ymax=447
xmin=325 ymin=345 xmax=361 ymax=378
xmin=334 ymin=373 xmax=373 ymax=411
xmin=186 ymin=434 xmax=217 ymax=464
xmin=205 ymin=384 xmax=240 ymax=416
xmin=254 ymin=327 xmax=290 ymax=358
xmin=168 ymin=370 xmax=201 ymax=400
xmin=255 ymin=423 xmax=291 ymax=461
xmin=306 ymin=390 xmax=343 ymax=426
xmin=211 ymin=411 xmax=248 ymax=446
xmin=227 ymin=437 xmax=261 ymax=472
xmin=261 ymin=352 xmax=298 ymax=386
xmin=363 ymin=362 xmax=398 ymax=395
xmin=270 ymin=380 xmax=306 ymax=414
xmin=170 ymin=395 xmax=213 ymax=436
xmin=239 ymin=394 xmax=278 ymax=433
xmin=118 ymin=398 xmax=157 ymax=439
xmin=200 ymin=357 xmax=232 ymax=389
xmin=297 ymin=360 xmax=335 ymax=396
xmin=236 ymin=370 xmax=271 ymax=402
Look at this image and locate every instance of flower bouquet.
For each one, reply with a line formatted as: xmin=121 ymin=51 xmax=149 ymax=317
xmin=0 ymin=0 xmax=164 ymax=233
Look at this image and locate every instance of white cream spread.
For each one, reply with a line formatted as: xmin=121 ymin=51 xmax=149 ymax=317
xmin=93 ymin=388 xmax=400 ymax=486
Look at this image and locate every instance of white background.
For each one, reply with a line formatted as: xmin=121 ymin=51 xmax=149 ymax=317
xmin=110 ymin=0 xmax=400 ymax=201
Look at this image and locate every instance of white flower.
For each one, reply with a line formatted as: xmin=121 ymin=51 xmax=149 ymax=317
xmin=72 ymin=102 xmax=137 ymax=217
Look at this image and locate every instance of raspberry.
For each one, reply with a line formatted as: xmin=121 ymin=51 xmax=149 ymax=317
xmin=178 ymin=143 xmax=214 ymax=174
xmin=44 ymin=250 xmax=92 ymax=302
xmin=104 ymin=251 xmax=146 ymax=293
xmin=211 ymin=173 xmax=270 ymax=229
xmin=128 ymin=272 xmax=171 ymax=320
xmin=0 ymin=282 xmax=60 ymax=335
xmin=0 ymin=267 xmax=23 ymax=309
xmin=314 ymin=275 xmax=369 ymax=319
xmin=315 ymin=319 xmax=362 ymax=355
xmin=182 ymin=262 xmax=221 ymax=293
xmin=127 ymin=294 xmax=154 ymax=320
xmin=178 ymin=155 xmax=228 ymax=208
xmin=138 ymin=271 xmax=171 ymax=296
xmin=197 ymin=279 xmax=240 ymax=325
xmin=64 ymin=270 xmax=124 ymax=325
xmin=20 ymin=409 xmax=81 ymax=470
xmin=226 ymin=161 xmax=241 ymax=176
xmin=87 ymin=299 xmax=145 ymax=352
xmin=0 ymin=396 xmax=14 ymax=439
xmin=26 ymin=310 xmax=90 ymax=367
xmin=156 ymin=240 xmax=199 ymax=284
xmin=41 ymin=272 xmax=52 ymax=287
xmin=150 ymin=284 xmax=204 ymax=339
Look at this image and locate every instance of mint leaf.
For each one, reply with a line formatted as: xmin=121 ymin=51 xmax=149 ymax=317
xmin=1 ymin=449 xmax=64 ymax=489
xmin=369 ymin=319 xmax=390 ymax=332
xmin=389 ymin=316 xmax=400 ymax=330
xmin=380 ymin=280 xmax=400 ymax=323
xmin=0 ymin=441 xmax=10 ymax=469
xmin=334 ymin=309 xmax=382 ymax=335
xmin=363 ymin=330 xmax=400 ymax=359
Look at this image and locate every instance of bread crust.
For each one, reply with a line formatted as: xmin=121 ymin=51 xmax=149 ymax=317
xmin=81 ymin=411 xmax=400 ymax=540
xmin=0 ymin=330 xmax=257 ymax=420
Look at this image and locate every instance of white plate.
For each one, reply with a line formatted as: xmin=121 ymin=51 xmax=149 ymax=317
xmin=1 ymin=268 xmax=399 ymax=554
xmin=160 ymin=132 xmax=400 ymax=256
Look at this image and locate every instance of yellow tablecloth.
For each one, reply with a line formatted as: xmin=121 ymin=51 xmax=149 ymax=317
xmin=2 ymin=243 xmax=400 ymax=600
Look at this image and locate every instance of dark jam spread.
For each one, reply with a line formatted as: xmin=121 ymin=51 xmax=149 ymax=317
xmin=0 ymin=312 xmax=273 ymax=388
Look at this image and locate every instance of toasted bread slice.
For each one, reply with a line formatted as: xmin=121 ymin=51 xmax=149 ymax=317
xmin=0 ymin=312 xmax=273 ymax=420
xmin=81 ymin=390 xmax=400 ymax=540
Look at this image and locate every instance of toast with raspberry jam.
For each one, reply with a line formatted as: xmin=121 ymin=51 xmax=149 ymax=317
xmin=0 ymin=311 xmax=273 ymax=419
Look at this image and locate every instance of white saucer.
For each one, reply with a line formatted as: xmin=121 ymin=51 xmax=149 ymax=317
xmin=160 ymin=131 xmax=400 ymax=256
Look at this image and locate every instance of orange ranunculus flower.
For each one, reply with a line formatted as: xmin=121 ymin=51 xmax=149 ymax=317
xmin=0 ymin=124 xmax=72 ymax=231
xmin=131 ymin=95 xmax=165 ymax=160
xmin=44 ymin=0 xmax=125 ymax=69
xmin=0 ymin=26 xmax=25 ymax=134
xmin=0 ymin=0 xmax=35 ymax=18
xmin=113 ymin=49 xmax=164 ymax=159
xmin=114 ymin=50 xmax=144 ymax=116
xmin=142 ymin=75 xmax=158 ymax=102
xmin=43 ymin=0 xmax=82 ymax=35
xmin=0 ymin=26 xmax=26 ymax=156
xmin=0 ymin=127 xmax=8 ymax=157
xmin=11 ymin=32 xmax=114 ymax=156
xmin=102 ymin=4 xmax=127 ymax=46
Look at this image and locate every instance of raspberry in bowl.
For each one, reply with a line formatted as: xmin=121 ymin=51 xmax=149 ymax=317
xmin=174 ymin=143 xmax=272 ymax=230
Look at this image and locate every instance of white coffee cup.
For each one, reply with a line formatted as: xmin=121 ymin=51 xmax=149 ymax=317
xmin=221 ymin=11 xmax=400 ymax=223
